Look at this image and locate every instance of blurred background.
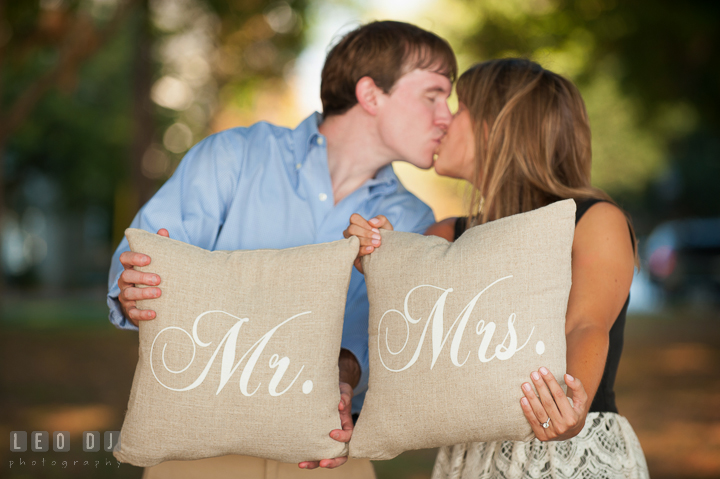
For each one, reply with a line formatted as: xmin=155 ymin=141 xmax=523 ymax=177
xmin=1 ymin=0 xmax=718 ymax=477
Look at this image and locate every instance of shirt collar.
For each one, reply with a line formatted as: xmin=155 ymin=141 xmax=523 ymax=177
xmin=291 ymin=112 xmax=324 ymax=169
xmin=364 ymin=163 xmax=399 ymax=195
xmin=291 ymin=112 xmax=399 ymax=195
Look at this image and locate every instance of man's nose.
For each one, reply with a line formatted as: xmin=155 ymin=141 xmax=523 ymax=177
xmin=435 ymin=102 xmax=452 ymax=130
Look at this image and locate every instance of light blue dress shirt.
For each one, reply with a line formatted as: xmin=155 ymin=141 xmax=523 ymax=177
xmin=107 ymin=112 xmax=436 ymax=413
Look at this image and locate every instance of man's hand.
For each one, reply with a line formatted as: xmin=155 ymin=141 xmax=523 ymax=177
xmin=298 ymin=382 xmax=354 ymax=470
xmin=298 ymin=349 xmax=360 ymax=470
xmin=343 ymin=214 xmax=394 ymax=274
xmin=118 ymin=228 xmax=169 ymax=327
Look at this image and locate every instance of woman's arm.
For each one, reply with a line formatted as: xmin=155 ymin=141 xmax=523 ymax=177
xmin=520 ymin=201 xmax=636 ymax=441
xmin=565 ymin=202 xmax=635 ymax=404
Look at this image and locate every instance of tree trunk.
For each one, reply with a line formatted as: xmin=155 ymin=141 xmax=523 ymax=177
xmin=130 ymin=0 xmax=156 ymax=210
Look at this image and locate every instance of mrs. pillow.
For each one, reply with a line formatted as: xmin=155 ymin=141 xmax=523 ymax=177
xmin=114 ymin=229 xmax=359 ymax=466
xmin=350 ymin=199 xmax=576 ymax=460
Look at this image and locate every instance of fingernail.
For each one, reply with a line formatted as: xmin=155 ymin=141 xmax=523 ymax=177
xmin=371 ymin=228 xmax=380 ymax=233
xmin=365 ymin=246 xmax=373 ymax=252
xmin=521 ymin=397 xmax=529 ymax=406
xmin=531 ymin=372 xmax=540 ymax=381
xmin=154 ymin=289 xmax=161 ymax=297
xmin=540 ymin=367 xmax=549 ymax=375
xmin=372 ymin=234 xmax=381 ymax=240
xmin=372 ymin=239 xmax=380 ymax=246
xmin=522 ymin=383 xmax=532 ymax=392
xmin=566 ymin=374 xmax=574 ymax=382
xmin=369 ymin=218 xmax=379 ymax=225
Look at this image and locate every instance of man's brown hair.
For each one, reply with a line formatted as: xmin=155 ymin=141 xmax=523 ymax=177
xmin=321 ymin=21 xmax=457 ymax=117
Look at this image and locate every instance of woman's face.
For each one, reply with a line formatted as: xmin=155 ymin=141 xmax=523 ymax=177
xmin=433 ymin=102 xmax=477 ymax=182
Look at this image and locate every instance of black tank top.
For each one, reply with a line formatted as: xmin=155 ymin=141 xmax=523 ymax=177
xmin=453 ymin=198 xmax=629 ymax=413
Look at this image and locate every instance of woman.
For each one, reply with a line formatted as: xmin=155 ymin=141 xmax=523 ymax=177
xmin=345 ymin=59 xmax=649 ymax=478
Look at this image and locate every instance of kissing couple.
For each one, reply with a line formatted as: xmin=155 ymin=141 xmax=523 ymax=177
xmin=108 ymin=20 xmax=649 ymax=479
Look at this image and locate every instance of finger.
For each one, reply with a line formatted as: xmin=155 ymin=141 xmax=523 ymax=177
xmin=539 ymin=367 xmax=573 ymax=418
xmin=319 ymin=456 xmax=348 ymax=469
xmin=350 ymin=213 xmax=370 ymax=228
xmin=119 ymin=251 xmax=151 ymax=268
xmin=120 ymin=269 xmax=161 ymax=288
xmin=330 ymin=406 xmax=353 ymax=443
xmin=357 ymin=245 xmax=375 ymax=258
xmin=347 ymin=225 xmax=381 ymax=247
xmin=565 ymin=374 xmax=588 ymax=411
xmin=369 ymin=215 xmax=393 ymax=231
xmin=157 ymin=228 xmax=169 ymax=237
xmin=298 ymin=461 xmax=320 ymax=470
xmin=127 ymin=308 xmax=140 ymax=328
xmin=332 ymin=384 xmax=354 ymax=443
xmin=531 ymin=370 xmax=561 ymax=421
xmin=126 ymin=305 xmax=156 ymax=323
xmin=520 ymin=396 xmax=546 ymax=439
xmin=121 ymin=286 xmax=162 ymax=302
xmin=521 ymin=381 xmax=549 ymax=425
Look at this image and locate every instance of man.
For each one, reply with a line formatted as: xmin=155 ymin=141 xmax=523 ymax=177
xmin=108 ymin=20 xmax=456 ymax=477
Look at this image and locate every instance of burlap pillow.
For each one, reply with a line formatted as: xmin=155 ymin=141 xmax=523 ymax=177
xmin=349 ymin=199 xmax=576 ymax=460
xmin=114 ymin=229 xmax=359 ymax=466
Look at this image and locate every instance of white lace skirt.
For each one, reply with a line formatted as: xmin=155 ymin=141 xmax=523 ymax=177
xmin=431 ymin=412 xmax=650 ymax=479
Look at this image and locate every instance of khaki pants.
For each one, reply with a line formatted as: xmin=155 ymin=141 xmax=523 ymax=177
xmin=142 ymin=455 xmax=376 ymax=479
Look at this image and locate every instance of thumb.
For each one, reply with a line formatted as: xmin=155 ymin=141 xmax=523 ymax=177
xmin=565 ymin=374 xmax=587 ymax=409
xmin=370 ymin=215 xmax=393 ymax=231
xmin=157 ymin=228 xmax=170 ymax=238
xmin=354 ymin=257 xmax=364 ymax=275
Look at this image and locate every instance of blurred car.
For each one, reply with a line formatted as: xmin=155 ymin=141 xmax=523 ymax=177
xmin=645 ymin=218 xmax=720 ymax=302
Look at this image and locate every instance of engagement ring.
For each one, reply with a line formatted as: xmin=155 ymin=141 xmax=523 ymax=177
xmin=542 ymin=418 xmax=551 ymax=429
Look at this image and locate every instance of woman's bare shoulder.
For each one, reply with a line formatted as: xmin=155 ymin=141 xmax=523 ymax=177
xmin=424 ymin=217 xmax=458 ymax=241
xmin=573 ymin=201 xmax=634 ymax=266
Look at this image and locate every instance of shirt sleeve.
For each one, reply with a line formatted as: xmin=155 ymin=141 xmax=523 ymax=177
xmin=107 ymin=131 xmax=245 ymax=330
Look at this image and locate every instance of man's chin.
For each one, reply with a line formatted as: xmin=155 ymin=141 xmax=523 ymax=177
xmin=407 ymin=156 xmax=435 ymax=170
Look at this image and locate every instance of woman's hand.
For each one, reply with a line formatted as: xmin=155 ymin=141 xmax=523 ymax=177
xmin=342 ymin=213 xmax=393 ymax=273
xmin=520 ymin=367 xmax=589 ymax=441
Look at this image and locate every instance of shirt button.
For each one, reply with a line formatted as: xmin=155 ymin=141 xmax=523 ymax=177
xmin=295 ymin=163 xmax=302 ymax=170
xmin=318 ymin=193 xmax=327 ymax=202
xmin=316 ymin=136 xmax=324 ymax=146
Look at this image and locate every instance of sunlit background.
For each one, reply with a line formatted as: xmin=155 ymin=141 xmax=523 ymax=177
xmin=1 ymin=0 xmax=719 ymax=478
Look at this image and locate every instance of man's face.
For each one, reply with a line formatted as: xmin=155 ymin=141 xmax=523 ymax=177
xmin=375 ymin=69 xmax=453 ymax=169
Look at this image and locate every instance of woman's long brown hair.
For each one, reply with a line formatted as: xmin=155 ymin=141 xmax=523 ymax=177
xmin=457 ymin=58 xmax=638 ymax=263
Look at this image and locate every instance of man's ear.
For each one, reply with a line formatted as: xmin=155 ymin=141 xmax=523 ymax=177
xmin=355 ymin=76 xmax=383 ymax=115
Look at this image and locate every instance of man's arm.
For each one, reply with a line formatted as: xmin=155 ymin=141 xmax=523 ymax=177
xmin=107 ymin=131 xmax=245 ymax=328
xmin=338 ymin=348 xmax=361 ymax=389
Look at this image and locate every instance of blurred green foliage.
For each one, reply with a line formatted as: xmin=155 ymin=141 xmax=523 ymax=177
xmin=1 ymin=0 xmax=308 ymax=216
xmin=0 ymin=0 xmax=309 ymax=285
